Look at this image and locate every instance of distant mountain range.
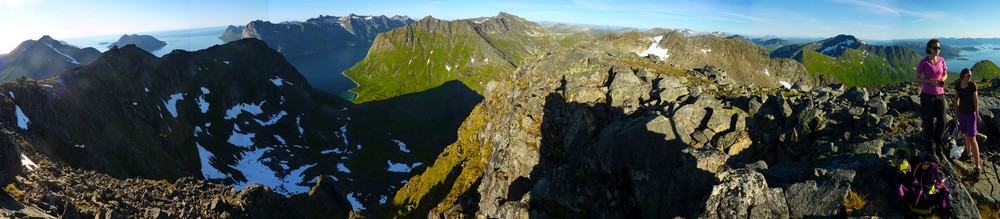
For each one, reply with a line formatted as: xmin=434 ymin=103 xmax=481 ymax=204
xmin=0 ymin=36 xmax=101 ymax=82
xmin=220 ymin=14 xmax=414 ymax=55
xmin=771 ymin=34 xmax=923 ymax=86
xmin=107 ymin=34 xmax=167 ymax=52
xmin=728 ymin=35 xmax=793 ymax=53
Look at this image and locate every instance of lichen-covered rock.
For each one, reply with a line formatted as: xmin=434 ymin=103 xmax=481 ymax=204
xmin=701 ymin=168 xmax=789 ymax=219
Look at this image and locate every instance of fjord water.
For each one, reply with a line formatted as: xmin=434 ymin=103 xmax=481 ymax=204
xmin=948 ymin=41 xmax=1000 ymax=70
xmin=283 ymin=45 xmax=369 ymax=101
xmin=63 ymin=27 xmax=366 ymax=100
xmin=62 ymin=26 xmax=227 ymax=57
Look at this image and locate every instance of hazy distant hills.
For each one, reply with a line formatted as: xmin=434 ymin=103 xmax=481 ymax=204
xmin=0 ymin=35 xmax=100 ymax=82
xmin=220 ymin=14 xmax=414 ymax=55
xmin=107 ymin=34 xmax=167 ymax=52
xmin=729 ymin=35 xmax=793 ymax=53
xmin=344 ymin=12 xmax=557 ymax=103
xmin=771 ymin=34 xmax=923 ymax=86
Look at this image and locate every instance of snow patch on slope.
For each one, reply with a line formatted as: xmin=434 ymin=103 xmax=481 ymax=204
xmin=636 ymin=35 xmax=669 ymax=60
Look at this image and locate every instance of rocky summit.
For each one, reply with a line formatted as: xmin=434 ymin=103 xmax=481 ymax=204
xmin=391 ymin=36 xmax=1000 ymax=218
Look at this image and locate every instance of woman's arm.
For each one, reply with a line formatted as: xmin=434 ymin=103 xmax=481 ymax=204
xmin=914 ymin=71 xmax=929 ymax=85
xmin=975 ymin=90 xmax=982 ymax=123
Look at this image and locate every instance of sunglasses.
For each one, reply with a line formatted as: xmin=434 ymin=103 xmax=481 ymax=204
xmin=931 ymin=47 xmax=942 ymax=50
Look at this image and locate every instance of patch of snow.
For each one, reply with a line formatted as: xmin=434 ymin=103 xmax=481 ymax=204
xmin=224 ymin=101 xmax=266 ymax=120
xmin=484 ymin=58 xmax=489 ymax=63
xmin=231 ymin=147 xmax=317 ymax=195
xmin=335 ymin=124 xmax=350 ymax=146
xmin=386 ymin=160 xmax=424 ymax=173
xmin=196 ymin=87 xmax=210 ymax=113
xmin=234 ymin=123 xmax=242 ymax=132
xmin=254 ymin=111 xmax=288 ymax=126
xmin=224 ymin=61 xmax=230 ymax=64
xmin=470 ymin=57 xmax=475 ymax=63
xmin=20 ymin=154 xmax=37 ymax=171
xmin=296 ymin=115 xmax=304 ymax=136
xmin=635 ymin=35 xmax=669 ymax=60
xmin=274 ymin=135 xmax=286 ymax=145
xmin=163 ymin=93 xmax=184 ymax=118
xmin=197 ymin=143 xmax=227 ymax=179
xmin=357 ymin=144 xmax=362 ymax=150
xmin=779 ymin=81 xmax=792 ymax=89
xmin=426 ymin=58 xmax=430 ymax=65
xmin=15 ymin=105 xmax=30 ymax=130
xmin=145 ymin=87 xmax=150 ymax=93
xmin=392 ymin=139 xmax=410 ymax=153
xmin=45 ymin=43 xmax=80 ymax=64
xmin=133 ymin=102 xmax=138 ymax=106
xmin=337 ymin=163 xmax=352 ymax=173
xmin=270 ymin=77 xmax=286 ymax=87
xmin=347 ymin=192 xmax=366 ymax=210
xmin=700 ymin=48 xmax=712 ymax=54
xmin=194 ymin=126 xmax=203 ymax=137
xmin=228 ymin=130 xmax=256 ymax=148
xmin=379 ymin=195 xmax=388 ymax=204
xmin=445 ymin=65 xmax=451 ymax=72
xmin=764 ymin=68 xmax=770 ymax=76
xmin=7 ymin=91 xmax=14 ymax=99
xmin=321 ymin=148 xmax=345 ymax=155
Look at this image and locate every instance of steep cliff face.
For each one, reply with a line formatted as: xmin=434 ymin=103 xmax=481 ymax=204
xmin=392 ymin=38 xmax=999 ymax=218
xmin=0 ymin=36 xmax=101 ymax=82
xmin=345 ymin=12 xmax=558 ymax=103
xmin=221 ymin=14 xmax=413 ymax=56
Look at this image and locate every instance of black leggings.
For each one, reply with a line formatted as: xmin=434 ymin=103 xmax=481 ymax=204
xmin=920 ymin=93 xmax=947 ymax=149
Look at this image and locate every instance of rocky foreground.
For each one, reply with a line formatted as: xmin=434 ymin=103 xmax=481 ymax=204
xmin=392 ymin=45 xmax=1000 ymax=218
xmin=3 ymin=155 xmax=352 ymax=218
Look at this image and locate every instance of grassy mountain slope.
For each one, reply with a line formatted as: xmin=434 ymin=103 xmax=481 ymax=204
xmin=773 ymin=35 xmax=925 ymax=87
xmin=971 ymin=60 xmax=1000 ymax=82
xmin=344 ymin=12 xmax=556 ymax=103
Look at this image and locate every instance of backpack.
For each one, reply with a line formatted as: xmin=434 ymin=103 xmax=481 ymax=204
xmin=890 ymin=145 xmax=914 ymax=183
xmin=942 ymin=119 xmax=960 ymax=143
xmin=898 ymin=162 xmax=951 ymax=215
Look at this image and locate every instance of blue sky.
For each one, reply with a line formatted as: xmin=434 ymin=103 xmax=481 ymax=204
xmin=2 ymin=0 xmax=999 ymax=53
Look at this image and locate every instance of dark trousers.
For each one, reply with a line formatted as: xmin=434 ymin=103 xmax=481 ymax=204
xmin=920 ymin=93 xmax=947 ymax=150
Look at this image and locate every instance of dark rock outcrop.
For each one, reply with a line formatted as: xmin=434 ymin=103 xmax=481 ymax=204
xmin=0 ymin=131 xmax=19 ymax=187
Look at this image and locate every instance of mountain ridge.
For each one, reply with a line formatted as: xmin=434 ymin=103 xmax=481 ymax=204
xmin=0 ymin=36 xmax=101 ymax=82
xmin=220 ymin=14 xmax=414 ymax=56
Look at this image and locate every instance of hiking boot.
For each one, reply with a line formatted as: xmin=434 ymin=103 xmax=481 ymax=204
xmin=970 ymin=167 xmax=982 ymax=180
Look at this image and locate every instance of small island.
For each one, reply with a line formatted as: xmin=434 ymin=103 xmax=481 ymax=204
xmin=107 ymin=34 xmax=167 ymax=52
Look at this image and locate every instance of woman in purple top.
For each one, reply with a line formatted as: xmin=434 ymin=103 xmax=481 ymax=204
xmin=913 ymin=39 xmax=947 ymax=159
xmin=954 ymin=68 xmax=982 ymax=178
